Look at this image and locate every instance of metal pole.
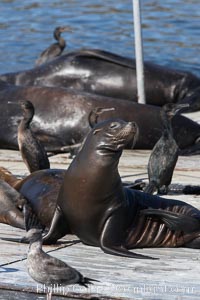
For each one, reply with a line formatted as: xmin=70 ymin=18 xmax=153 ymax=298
xmin=133 ymin=0 xmax=146 ymax=104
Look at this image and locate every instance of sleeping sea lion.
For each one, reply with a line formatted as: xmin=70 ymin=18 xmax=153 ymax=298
xmin=1 ymin=49 xmax=200 ymax=111
xmin=0 ymin=179 xmax=25 ymax=229
xmin=0 ymin=81 xmax=200 ymax=154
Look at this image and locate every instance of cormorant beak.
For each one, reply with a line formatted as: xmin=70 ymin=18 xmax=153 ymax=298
xmin=62 ymin=26 xmax=73 ymax=33
xmin=174 ymin=103 xmax=190 ymax=114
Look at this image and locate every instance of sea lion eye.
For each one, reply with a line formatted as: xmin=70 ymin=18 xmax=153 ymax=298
xmin=110 ymin=122 xmax=119 ymax=129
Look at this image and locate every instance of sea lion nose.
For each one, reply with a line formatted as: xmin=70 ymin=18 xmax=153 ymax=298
xmin=127 ymin=121 xmax=138 ymax=131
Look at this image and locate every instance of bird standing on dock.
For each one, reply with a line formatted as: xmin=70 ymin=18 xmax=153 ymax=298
xmin=144 ymin=103 xmax=189 ymax=194
xmin=18 ymin=100 xmax=50 ymax=173
xmin=35 ymin=26 xmax=72 ymax=66
xmin=26 ymin=228 xmax=96 ymax=300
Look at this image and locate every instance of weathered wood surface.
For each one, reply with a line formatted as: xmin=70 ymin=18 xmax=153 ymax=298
xmin=0 ymin=149 xmax=199 ymax=299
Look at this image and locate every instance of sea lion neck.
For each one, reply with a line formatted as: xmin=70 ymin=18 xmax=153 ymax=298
xmin=68 ymin=142 xmax=121 ymax=187
xmin=19 ymin=102 xmax=34 ymax=130
xmin=64 ymin=128 xmax=123 ymax=200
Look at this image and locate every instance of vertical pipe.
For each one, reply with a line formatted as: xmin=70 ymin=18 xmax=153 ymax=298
xmin=133 ymin=0 xmax=146 ymax=104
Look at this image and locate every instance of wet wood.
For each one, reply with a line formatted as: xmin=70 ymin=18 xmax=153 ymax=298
xmin=0 ymin=149 xmax=200 ymax=299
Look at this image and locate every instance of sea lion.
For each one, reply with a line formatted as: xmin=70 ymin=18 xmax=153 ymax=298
xmin=15 ymin=169 xmax=66 ymax=229
xmin=43 ymin=119 xmax=200 ymax=257
xmin=0 ymin=166 xmax=70 ymax=242
xmin=0 ymin=166 xmax=21 ymax=187
xmin=1 ymin=49 xmax=200 ymax=111
xmin=0 ymin=81 xmax=200 ymax=154
xmin=0 ymin=179 xmax=25 ymax=229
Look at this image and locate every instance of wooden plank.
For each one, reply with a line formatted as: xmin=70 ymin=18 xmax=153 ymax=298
xmin=0 ymin=149 xmax=199 ymax=299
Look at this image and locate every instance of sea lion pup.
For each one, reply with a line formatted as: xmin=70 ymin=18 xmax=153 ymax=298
xmin=18 ymin=100 xmax=50 ymax=173
xmin=145 ymin=103 xmax=189 ymax=194
xmin=44 ymin=119 xmax=200 ymax=257
xmin=0 ymin=179 xmax=25 ymax=229
xmin=35 ymin=26 xmax=72 ymax=66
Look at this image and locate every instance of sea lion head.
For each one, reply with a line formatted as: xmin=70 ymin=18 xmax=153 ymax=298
xmin=84 ymin=118 xmax=138 ymax=157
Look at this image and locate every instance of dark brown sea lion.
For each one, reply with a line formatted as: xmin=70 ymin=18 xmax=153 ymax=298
xmin=1 ymin=49 xmax=200 ymax=111
xmin=0 ymin=166 xmax=69 ymax=241
xmin=44 ymin=119 xmax=200 ymax=257
xmin=0 ymin=81 xmax=200 ymax=154
xmin=0 ymin=166 xmax=21 ymax=187
xmin=0 ymin=179 xmax=25 ymax=229
xmin=15 ymin=169 xmax=66 ymax=229
xmin=0 ymin=166 xmax=69 ymax=240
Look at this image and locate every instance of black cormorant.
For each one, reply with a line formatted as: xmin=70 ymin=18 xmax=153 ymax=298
xmin=144 ymin=103 xmax=189 ymax=194
xmin=35 ymin=26 xmax=72 ymax=66
xmin=18 ymin=100 xmax=50 ymax=173
xmin=88 ymin=107 xmax=115 ymax=128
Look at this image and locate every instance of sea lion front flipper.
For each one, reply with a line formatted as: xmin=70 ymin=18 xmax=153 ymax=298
xmin=42 ymin=206 xmax=71 ymax=244
xmin=100 ymin=213 xmax=157 ymax=259
xmin=141 ymin=209 xmax=200 ymax=233
xmin=6 ymin=209 xmax=25 ymax=230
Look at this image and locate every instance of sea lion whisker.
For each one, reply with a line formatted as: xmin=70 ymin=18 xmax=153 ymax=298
xmin=93 ymin=128 xmax=102 ymax=135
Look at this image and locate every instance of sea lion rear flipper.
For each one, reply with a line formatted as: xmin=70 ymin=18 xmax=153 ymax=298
xmin=141 ymin=209 xmax=200 ymax=233
xmin=100 ymin=214 xmax=157 ymax=260
xmin=7 ymin=210 xmax=25 ymax=230
xmin=42 ymin=206 xmax=71 ymax=244
xmin=179 ymin=141 xmax=200 ymax=156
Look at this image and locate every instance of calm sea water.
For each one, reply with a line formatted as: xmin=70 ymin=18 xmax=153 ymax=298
xmin=0 ymin=0 xmax=200 ymax=76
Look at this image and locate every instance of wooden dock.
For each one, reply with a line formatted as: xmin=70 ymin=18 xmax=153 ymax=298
xmin=0 ymin=149 xmax=200 ymax=300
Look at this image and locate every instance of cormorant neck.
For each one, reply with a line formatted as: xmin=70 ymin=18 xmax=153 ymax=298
xmin=21 ymin=110 xmax=34 ymax=128
xmin=54 ymin=30 xmax=61 ymax=41
xmin=54 ymin=30 xmax=65 ymax=47
xmin=29 ymin=238 xmax=42 ymax=252
xmin=161 ymin=111 xmax=173 ymax=135
xmin=58 ymin=37 xmax=66 ymax=49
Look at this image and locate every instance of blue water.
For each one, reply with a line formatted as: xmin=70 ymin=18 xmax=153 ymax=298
xmin=0 ymin=0 xmax=199 ymax=76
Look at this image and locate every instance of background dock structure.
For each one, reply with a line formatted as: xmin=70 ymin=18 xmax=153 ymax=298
xmin=0 ymin=145 xmax=199 ymax=300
